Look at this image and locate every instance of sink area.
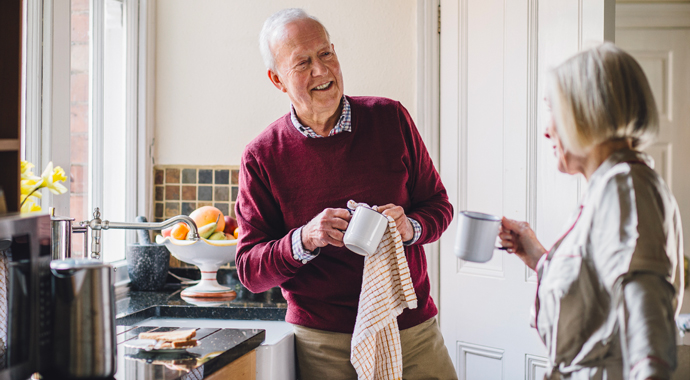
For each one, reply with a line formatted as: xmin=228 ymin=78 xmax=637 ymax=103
xmin=135 ymin=318 xmax=296 ymax=380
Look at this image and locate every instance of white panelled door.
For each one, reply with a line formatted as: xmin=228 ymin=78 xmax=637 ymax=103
xmin=439 ymin=0 xmax=613 ymax=378
xmin=615 ymin=3 xmax=690 ymax=343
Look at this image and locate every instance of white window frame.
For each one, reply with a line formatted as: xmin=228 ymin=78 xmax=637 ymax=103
xmin=23 ymin=0 xmax=153 ymax=269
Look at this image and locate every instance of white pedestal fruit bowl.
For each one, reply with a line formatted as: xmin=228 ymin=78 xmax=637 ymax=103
xmin=156 ymin=235 xmax=237 ymax=300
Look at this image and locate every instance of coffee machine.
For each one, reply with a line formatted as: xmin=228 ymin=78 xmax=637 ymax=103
xmin=0 ymin=213 xmax=53 ymax=380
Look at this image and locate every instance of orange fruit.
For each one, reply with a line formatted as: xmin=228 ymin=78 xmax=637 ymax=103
xmin=189 ymin=206 xmax=225 ymax=233
xmin=171 ymin=223 xmax=190 ymax=240
xmin=233 ymin=228 xmax=239 ymax=239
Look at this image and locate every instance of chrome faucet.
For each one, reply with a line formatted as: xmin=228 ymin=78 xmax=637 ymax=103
xmin=82 ymin=207 xmax=199 ymax=260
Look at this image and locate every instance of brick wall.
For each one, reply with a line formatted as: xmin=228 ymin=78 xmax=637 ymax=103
xmin=69 ymin=0 xmax=90 ymax=256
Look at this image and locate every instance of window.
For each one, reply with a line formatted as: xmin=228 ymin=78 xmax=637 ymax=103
xmin=22 ymin=0 xmax=149 ymax=263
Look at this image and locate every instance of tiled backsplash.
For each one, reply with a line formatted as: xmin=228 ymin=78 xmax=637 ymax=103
xmin=153 ymin=165 xmax=240 ymax=222
xmin=153 ymin=165 xmax=240 ymax=269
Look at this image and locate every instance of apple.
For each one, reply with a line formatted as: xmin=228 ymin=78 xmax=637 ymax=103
xmin=223 ymin=216 xmax=238 ymax=235
xmin=161 ymin=227 xmax=172 ymax=237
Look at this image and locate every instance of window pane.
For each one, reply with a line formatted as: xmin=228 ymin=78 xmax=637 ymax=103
xmin=101 ymin=0 xmax=127 ymax=262
xmin=70 ymin=0 xmax=129 ymax=262
xmin=70 ymin=0 xmax=90 ymax=257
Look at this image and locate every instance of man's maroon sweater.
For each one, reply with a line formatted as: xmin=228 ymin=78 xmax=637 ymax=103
xmin=235 ymin=96 xmax=453 ymax=333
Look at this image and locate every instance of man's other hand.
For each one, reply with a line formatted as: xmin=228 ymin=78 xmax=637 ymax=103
xmin=301 ymin=208 xmax=351 ymax=252
xmin=377 ymin=204 xmax=414 ymax=242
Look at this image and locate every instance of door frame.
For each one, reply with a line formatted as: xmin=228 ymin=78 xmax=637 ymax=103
xmin=616 ymin=2 xmax=690 ymax=29
xmin=417 ymin=0 xmax=442 ymax=303
xmin=616 ymin=0 xmax=690 ymax=344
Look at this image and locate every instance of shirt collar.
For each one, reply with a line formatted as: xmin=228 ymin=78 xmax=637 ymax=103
xmin=290 ymin=97 xmax=351 ymax=138
xmin=581 ymin=148 xmax=654 ymax=205
xmin=589 ymin=148 xmax=653 ymax=183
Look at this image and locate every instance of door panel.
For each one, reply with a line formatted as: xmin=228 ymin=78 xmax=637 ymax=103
xmin=456 ymin=342 xmax=504 ymax=380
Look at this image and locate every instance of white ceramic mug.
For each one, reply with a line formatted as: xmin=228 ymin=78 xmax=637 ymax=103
xmin=343 ymin=207 xmax=389 ymax=256
xmin=454 ymin=211 xmax=505 ymax=263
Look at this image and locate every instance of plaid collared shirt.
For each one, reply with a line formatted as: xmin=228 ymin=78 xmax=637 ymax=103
xmin=290 ymin=97 xmax=352 ymax=138
xmin=289 ymin=97 xmax=422 ymax=264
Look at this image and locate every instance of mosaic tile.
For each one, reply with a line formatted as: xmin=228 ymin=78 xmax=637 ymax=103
xmin=153 ymin=165 xmax=241 ymax=268
xmin=182 ymin=168 xmax=197 ymax=184
xmin=165 ymin=168 xmax=180 ymax=183
xmin=215 ymin=203 xmax=229 ymax=217
xmin=214 ymin=169 xmax=229 ymax=185
xmin=198 ymin=186 xmax=213 ymax=201
xmin=165 ymin=185 xmax=180 ymax=200
xmin=154 ymin=169 xmax=164 ymax=185
xmin=165 ymin=202 xmax=180 ymax=218
xmin=199 ymin=169 xmax=213 ymax=184
xmin=214 ymin=186 xmax=229 ymax=202
xmin=155 ymin=203 xmax=164 ymax=218
xmin=181 ymin=202 xmax=196 ymax=216
xmin=182 ymin=186 xmax=196 ymax=201
xmin=155 ymin=186 xmax=164 ymax=201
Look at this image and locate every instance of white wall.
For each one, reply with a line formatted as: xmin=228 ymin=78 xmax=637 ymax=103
xmin=154 ymin=0 xmax=418 ymax=166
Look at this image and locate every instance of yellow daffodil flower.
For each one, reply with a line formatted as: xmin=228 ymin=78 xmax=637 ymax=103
xmin=20 ymin=179 xmax=42 ymax=199
xmin=20 ymin=160 xmax=68 ymax=213
xmin=39 ymin=162 xmax=68 ymax=195
xmin=20 ymin=199 xmax=42 ymax=213
xmin=20 ymin=161 xmax=38 ymax=180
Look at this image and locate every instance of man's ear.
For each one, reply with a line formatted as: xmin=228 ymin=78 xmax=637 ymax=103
xmin=268 ymin=69 xmax=287 ymax=93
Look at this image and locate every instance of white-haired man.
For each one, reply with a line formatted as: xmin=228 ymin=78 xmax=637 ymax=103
xmin=235 ymin=8 xmax=457 ymax=380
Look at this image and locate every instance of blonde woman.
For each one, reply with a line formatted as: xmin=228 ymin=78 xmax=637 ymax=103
xmin=500 ymin=43 xmax=684 ymax=379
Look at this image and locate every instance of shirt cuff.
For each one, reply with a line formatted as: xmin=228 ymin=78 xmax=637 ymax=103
xmin=403 ymin=217 xmax=422 ymax=246
xmin=291 ymin=226 xmax=320 ymax=264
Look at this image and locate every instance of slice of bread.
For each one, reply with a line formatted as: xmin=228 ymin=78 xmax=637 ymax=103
xmin=139 ymin=329 xmax=196 ymax=342
xmin=156 ymin=339 xmax=198 ymax=349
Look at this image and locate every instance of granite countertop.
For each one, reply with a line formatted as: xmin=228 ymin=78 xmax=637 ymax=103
xmin=111 ymin=268 xmax=288 ymax=379
xmin=116 ymin=268 xmax=287 ymax=324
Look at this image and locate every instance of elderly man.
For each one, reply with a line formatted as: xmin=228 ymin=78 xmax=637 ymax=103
xmin=235 ymin=8 xmax=457 ymax=380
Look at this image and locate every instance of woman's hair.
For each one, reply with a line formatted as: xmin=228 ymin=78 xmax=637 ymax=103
xmin=547 ymin=42 xmax=659 ymax=155
xmin=259 ymin=8 xmax=330 ymax=73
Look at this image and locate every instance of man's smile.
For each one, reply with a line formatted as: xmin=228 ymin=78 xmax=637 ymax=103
xmin=312 ymin=81 xmax=332 ymax=91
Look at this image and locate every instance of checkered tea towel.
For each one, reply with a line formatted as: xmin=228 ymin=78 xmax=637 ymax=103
xmin=349 ymin=202 xmax=418 ymax=380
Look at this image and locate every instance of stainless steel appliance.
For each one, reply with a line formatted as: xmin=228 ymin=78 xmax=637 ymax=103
xmin=0 ymin=213 xmax=53 ymax=380
xmin=50 ymin=259 xmax=116 ymax=379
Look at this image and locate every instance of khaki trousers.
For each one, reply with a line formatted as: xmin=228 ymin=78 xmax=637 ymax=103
xmin=293 ymin=317 xmax=458 ymax=380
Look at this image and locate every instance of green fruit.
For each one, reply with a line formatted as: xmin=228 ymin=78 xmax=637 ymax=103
xmin=190 ymin=222 xmax=216 ymax=239
xmin=208 ymin=231 xmax=226 ymax=240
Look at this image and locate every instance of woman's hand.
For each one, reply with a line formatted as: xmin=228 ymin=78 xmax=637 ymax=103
xmin=499 ymin=217 xmax=547 ymax=271
xmin=376 ymin=204 xmax=414 ymax=242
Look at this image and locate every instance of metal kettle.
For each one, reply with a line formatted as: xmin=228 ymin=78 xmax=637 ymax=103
xmin=50 ymin=259 xmax=116 ymax=379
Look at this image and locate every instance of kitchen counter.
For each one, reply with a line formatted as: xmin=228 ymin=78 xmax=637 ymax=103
xmin=109 ymin=269 xmax=289 ymax=379
xmin=114 ymin=324 xmax=264 ymax=379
